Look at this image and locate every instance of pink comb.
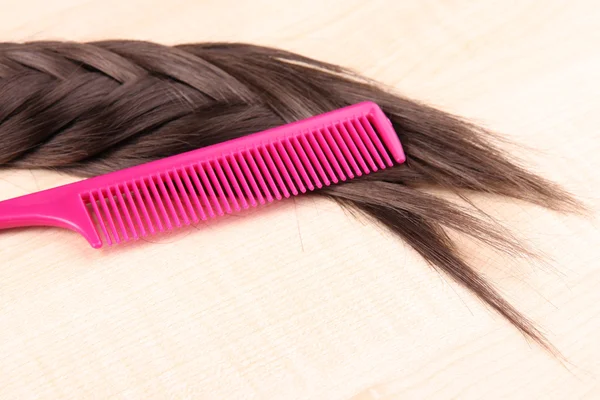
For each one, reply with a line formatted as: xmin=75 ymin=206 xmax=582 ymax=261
xmin=0 ymin=102 xmax=405 ymax=248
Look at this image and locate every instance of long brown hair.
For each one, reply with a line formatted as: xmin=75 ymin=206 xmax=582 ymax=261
xmin=0 ymin=40 xmax=580 ymax=349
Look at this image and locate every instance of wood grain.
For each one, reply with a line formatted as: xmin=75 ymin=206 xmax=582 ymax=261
xmin=0 ymin=1 xmax=598 ymax=399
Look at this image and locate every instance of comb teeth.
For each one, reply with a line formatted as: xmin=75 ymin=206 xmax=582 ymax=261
xmin=82 ymin=105 xmax=404 ymax=246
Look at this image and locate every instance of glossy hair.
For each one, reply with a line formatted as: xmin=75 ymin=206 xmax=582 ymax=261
xmin=0 ymin=40 xmax=580 ymax=349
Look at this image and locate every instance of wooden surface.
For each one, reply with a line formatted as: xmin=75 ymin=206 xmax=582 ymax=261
xmin=1 ymin=1 xmax=599 ymax=399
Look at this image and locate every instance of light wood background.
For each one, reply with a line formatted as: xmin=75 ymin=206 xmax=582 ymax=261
xmin=0 ymin=1 xmax=599 ymax=399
